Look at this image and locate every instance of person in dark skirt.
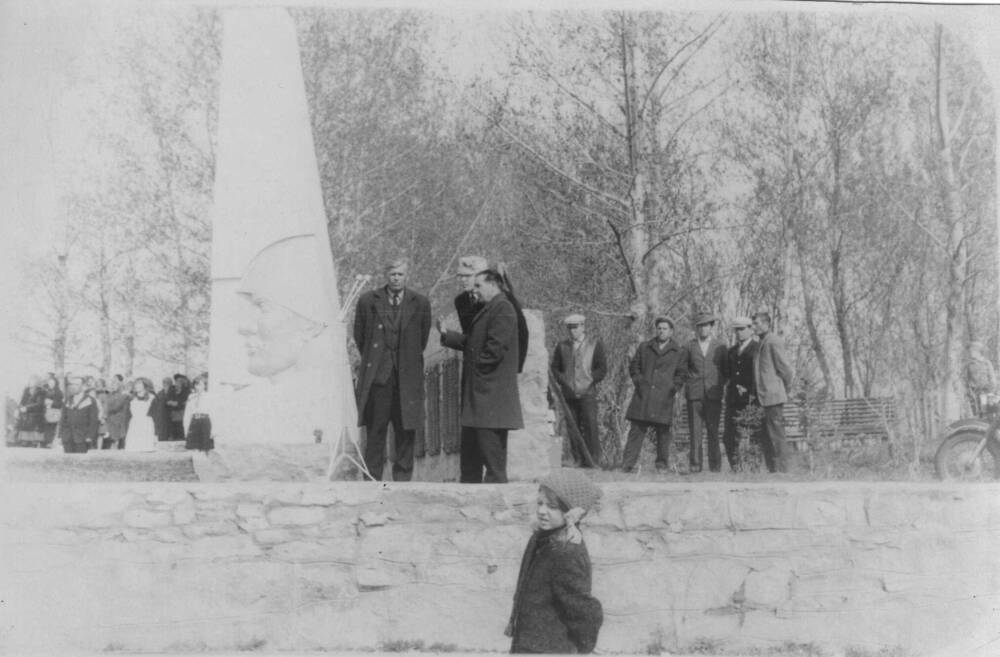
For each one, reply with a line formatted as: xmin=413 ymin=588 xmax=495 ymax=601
xmin=16 ymin=375 xmax=46 ymax=444
xmin=184 ymin=373 xmax=213 ymax=452
xmin=151 ymin=377 xmax=173 ymax=441
xmin=507 ymin=469 xmax=603 ymax=654
xmin=166 ymin=374 xmax=190 ymax=441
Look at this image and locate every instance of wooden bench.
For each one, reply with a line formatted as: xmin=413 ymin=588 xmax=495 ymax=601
xmin=672 ymin=397 xmax=897 ymax=450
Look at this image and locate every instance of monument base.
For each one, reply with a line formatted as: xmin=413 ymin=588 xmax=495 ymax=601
xmin=192 ymin=444 xmax=339 ymax=482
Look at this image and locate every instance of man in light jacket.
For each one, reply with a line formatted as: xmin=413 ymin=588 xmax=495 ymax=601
xmin=552 ymin=313 xmax=608 ymax=468
xmin=752 ymin=312 xmax=794 ymax=473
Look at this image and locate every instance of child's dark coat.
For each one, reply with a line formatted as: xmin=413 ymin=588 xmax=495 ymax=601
xmin=507 ymin=528 xmax=603 ymax=653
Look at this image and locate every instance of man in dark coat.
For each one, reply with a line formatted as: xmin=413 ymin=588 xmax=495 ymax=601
xmin=752 ymin=312 xmax=794 ymax=473
xmin=61 ymin=377 xmax=99 ymax=454
xmin=354 ymin=258 xmax=432 ymax=481
xmin=681 ymin=312 xmax=728 ymax=472
xmin=621 ymin=317 xmax=686 ymax=473
xmin=551 ymin=313 xmax=607 ymax=467
xmin=721 ymin=316 xmax=758 ymax=471
xmin=438 ymin=269 xmax=524 ymax=483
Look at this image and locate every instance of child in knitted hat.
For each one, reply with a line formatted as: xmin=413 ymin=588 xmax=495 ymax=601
xmin=506 ymin=469 xmax=603 ymax=653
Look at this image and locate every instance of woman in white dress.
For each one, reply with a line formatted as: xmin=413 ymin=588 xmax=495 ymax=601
xmin=124 ymin=378 xmax=157 ymax=452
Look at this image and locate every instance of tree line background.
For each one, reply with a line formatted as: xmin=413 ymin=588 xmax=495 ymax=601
xmin=17 ymin=7 xmax=997 ymax=463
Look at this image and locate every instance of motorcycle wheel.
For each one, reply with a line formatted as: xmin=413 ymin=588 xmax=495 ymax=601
xmin=934 ymin=431 xmax=1000 ymax=481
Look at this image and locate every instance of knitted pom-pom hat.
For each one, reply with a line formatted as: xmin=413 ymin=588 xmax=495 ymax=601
xmin=539 ymin=469 xmax=602 ymax=512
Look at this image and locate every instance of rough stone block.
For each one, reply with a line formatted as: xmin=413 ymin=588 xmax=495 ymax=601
xmin=729 ymin=529 xmax=823 ymax=556
xmin=445 ymin=524 xmax=530 ymax=559
xmin=182 ymin=520 xmax=239 ymax=538
xmin=672 ymin=557 xmax=750 ymax=610
xmin=270 ymin=538 xmax=357 ymax=564
xmin=172 ymin=504 xmax=196 ymax=525
xmin=145 ymin=488 xmax=193 ymax=506
xmin=662 ymin=490 xmax=730 ymax=531
xmin=789 ymin=570 xmax=886 ymax=612
xmin=597 ymin=560 xmax=678 ymax=613
xmin=620 ymin=494 xmax=669 ymax=530
xmin=235 ymin=503 xmax=264 ymax=518
xmin=295 ymin=563 xmax=359 ymax=608
xmin=744 ymin=566 xmax=793 ymax=606
xmin=187 ymin=535 xmax=262 ymax=559
xmin=237 ymin=516 xmax=270 ymax=532
xmin=587 ymin=498 xmax=627 ymax=530
xmin=150 ymin=527 xmax=185 ymax=543
xmin=586 ymin=530 xmax=648 ymax=564
xmin=358 ymin=510 xmax=389 ymax=527
xmin=253 ymin=528 xmax=298 ymax=545
xmin=459 ymin=504 xmax=493 ymax=523
xmin=865 ymin=491 xmax=920 ymax=528
xmin=268 ymin=506 xmax=325 ymax=526
xmin=360 ymin=524 xmax=441 ymax=564
xmin=124 ymin=509 xmax=173 ymax=529
xmin=356 ymin=563 xmax=416 ymax=590
xmin=665 ymin=530 xmax=732 ymax=557
xmin=793 ymin=495 xmax=855 ymax=528
xmin=728 ymin=489 xmax=797 ymax=529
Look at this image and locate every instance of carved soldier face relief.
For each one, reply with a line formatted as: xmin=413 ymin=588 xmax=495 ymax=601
xmin=238 ymin=293 xmax=321 ymax=379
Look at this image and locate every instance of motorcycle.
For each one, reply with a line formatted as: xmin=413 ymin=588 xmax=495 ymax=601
xmin=934 ymin=393 xmax=1000 ymax=480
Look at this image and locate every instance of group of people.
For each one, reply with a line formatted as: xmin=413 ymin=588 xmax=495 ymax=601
xmin=353 ymin=255 xmax=527 ymax=483
xmin=554 ymin=311 xmax=794 ymax=474
xmin=12 ymin=372 xmax=214 ymax=454
xmin=353 ymin=253 xmax=796 ymax=482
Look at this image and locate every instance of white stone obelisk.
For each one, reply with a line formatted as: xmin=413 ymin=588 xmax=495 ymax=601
xmin=207 ymin=8 xmax=358 ymax=463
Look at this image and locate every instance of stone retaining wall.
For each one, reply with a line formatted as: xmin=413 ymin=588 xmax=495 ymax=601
xmin=2 ymin=482 xmax=999 ymax=654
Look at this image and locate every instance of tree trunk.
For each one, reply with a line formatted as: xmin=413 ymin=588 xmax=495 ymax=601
xmin=796 ymin=248 xmax=835 ymax=395
xmin=934 ymin=25 xmax=967 ymax=423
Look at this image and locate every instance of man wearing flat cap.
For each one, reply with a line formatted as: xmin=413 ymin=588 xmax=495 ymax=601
xmin=552 ymin=313 xmax=608 ymax=468
xmin=721 ymin=316 xmax=758 ymax=471
xmin=621 ymin=316 xmax=685 ymax=473
xmin=680 ymin=312 xmax=727 ymax=473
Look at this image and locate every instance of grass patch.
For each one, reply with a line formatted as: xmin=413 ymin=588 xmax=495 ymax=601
xmin=3 ymin=451 xmax=198 ymax=482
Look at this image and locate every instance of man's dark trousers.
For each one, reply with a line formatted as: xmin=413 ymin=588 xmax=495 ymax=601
xmin=622 ymin=420 xmax=672 ymax=471
xmin=460 ymin=426 xmax=508 ymax=483
xmin=760 ymin=404 xmax=788 ymax=473
xmin=687 ymin=399 xmax=722 ymax=471
xmin=721 ymin=401 xmax=751 ymax=471
xmin=363 ymin=371 xmax=414 ymax=481
xmin=566 ymin=395 xmax=600 ymax=466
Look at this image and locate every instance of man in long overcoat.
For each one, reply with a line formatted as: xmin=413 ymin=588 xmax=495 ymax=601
xmin=721 ymin=316 xmax=758 ymax=471
xmin=354 ymin=258 xmax=432 ymax=481
xmin=62 ymin=377 xmax=99 ymax=454
xmin=621 ymin=317 xmax=685 ymax=473
xmin=752 ymin=312 xmax=794 ymax=473
xmin=681 ymin=313 xmax=728 ymax=472
xmin=438 ymin=269 xmax=523 ymax=483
